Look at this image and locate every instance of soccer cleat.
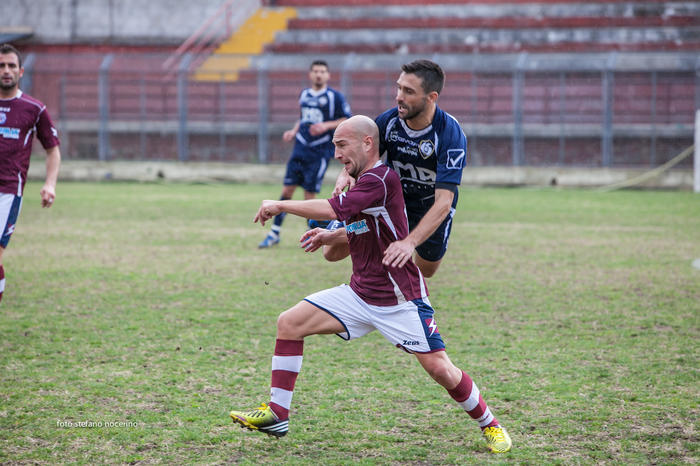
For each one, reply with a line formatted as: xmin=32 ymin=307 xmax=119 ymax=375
xmin=230 ymin=402 xmax=289 ymax=438
xmin=258 ymin=232 xmax=280 ymax=249
xmin=482 ymin=425 xmax=512 ymax=453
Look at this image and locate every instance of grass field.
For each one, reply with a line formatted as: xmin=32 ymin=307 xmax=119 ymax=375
xmin=1 ymin=181 xmax=698 ymax=464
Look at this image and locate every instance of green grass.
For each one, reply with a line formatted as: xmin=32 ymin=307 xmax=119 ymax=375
xmin=1 ymin=181 xmax=698 ymax=464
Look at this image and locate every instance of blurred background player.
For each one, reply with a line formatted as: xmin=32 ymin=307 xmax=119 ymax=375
xmin=233 ymin=116 xmax=511 ymax=453
xmin=258 ymin=60 xmax=351 ymax=249
xmin=333 ymin=60 xmax=466 ymax=278
xmin=0 ymin=43 xmax=61 ymax=303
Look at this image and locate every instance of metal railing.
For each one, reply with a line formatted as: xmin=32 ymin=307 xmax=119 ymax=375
xmin=161 ymin=0 xmax=260 ymax=78
xmin=22 ymin=51 xmax=700 ymax=167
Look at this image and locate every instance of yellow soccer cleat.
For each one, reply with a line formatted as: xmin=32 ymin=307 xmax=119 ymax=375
xmin=230 ymin=402 xmax=288 ymax=438
xmin=482 ymin=425 xmax=512 ymax=453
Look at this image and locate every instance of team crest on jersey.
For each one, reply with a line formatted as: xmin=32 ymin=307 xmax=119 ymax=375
xmin=318 ymin=96 xmax=328 ymax=107
xmin=0 ymin=112 xmax=6 ymax=124
xmin=419 ymin=139 xmax=435 ymax=159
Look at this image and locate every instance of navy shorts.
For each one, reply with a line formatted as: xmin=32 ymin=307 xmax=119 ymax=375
xmin=406 ymin=189 xmax=458 ymax=262
xmin=283 ymin=141 xmax=334 ymax=193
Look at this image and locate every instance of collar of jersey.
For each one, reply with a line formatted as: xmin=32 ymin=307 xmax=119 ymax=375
xmin=0 ymin=90 xmax=22 ymax=101
xmin=306 ymin=87 xmax=328 ymax=97
xmin=399 ymin=116 xmax=433 ymax=138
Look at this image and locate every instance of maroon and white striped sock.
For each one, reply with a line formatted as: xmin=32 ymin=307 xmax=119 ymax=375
xmin=269 ymin=339 xmax=304 ymax=421
xmin=447 ymin=370 xmax=499 ymax=429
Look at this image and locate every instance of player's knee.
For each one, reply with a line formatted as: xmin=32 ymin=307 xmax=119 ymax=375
xmin=276 ymin=310 xmax=297 ymax=337
xmin=421 ymin=358 xmax=455 ymax=387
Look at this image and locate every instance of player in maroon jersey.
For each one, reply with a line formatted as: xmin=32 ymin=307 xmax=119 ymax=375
xmin=0 ymin=44 xmax=61 ymax=303
xmin=230 ymin=116 xmax=511 ymax=453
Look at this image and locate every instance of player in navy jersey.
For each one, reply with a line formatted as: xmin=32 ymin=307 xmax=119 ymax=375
xmin=333 ymin=60 xmax=465 ymax=278
xmin=258 ymin=60 xmax=351 ymax=249
xmin=230 ymin=116 xmax=511 ymax=453
xmin=0 ymin=44 xmax=61 ymax=304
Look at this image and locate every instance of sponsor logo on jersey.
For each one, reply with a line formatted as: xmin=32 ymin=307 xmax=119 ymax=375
xmin=345 ymin=219 xmax=370 ymax=235
xmin=419 ymin=139 xmax=435 ymax=159
xmin=0 ymin=112 xmax=6 ymax=124
xmin=425 ymin=318 xmax=439 ymax=337
xmin=51 ymin=127 xmax=58 ymax=138
xmin=391 ymin=161 xmax=436 ymax=184
xmin=0 ymin=127 xmax=20 ymax=139
xmin=446 ymin=149 xmax=466 ymax=170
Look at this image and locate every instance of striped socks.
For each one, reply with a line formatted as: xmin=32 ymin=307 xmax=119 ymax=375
xmin=269 ymin=339 xmax=304 ymax=421
xmin=447 ymin=371 xmax=499 ymax=429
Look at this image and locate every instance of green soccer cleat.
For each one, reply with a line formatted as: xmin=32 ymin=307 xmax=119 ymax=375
xmin=482 ymin=425 xmax=512 ymax=453
xmin=230 ymin=402 xmax=288 ymax=438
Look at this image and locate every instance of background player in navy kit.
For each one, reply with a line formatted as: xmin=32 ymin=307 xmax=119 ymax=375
xmin=258 ymin=60 xmax=351 ymax=248
xmin=0 ymin=44 xmax=61 ymax=303
xmin=231 ymin=116 xmax=511 ymax=453
xmin=332 ymin=60 xmax=465 ymax=278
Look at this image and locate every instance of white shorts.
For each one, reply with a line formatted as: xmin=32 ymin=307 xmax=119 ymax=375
xmin=0 ymin=192 xmax=23 ymax=249
xmin=304 ymin=284 xmax=445 ymax=353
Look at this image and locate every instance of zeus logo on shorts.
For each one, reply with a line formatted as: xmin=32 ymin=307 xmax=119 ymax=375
xmin=345 ymin=219 xmax=369 ymax=235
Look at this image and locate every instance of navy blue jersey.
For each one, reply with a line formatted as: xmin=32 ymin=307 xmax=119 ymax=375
xmin=376 ymin=106 xmax=467 ymax=204
xmin=295 ymin=87 xmax=351 ymax=149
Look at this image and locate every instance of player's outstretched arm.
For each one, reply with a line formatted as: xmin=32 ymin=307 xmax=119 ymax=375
xmin=255 ymin=199 xmax=337 ymax=226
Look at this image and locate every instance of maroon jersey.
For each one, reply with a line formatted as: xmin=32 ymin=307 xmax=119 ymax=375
xmin=328 ymin=162 xmax=428 ymax=306
xmin=0 ymin=91 xmax=60 ymax=195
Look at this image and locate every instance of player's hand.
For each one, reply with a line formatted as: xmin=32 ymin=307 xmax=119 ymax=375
xmin=254 ymin=200 xmax=281 ymax=226
xmin=382 ymin=237 xmax=417 ymax=269
xmin=332 ymin=168 xmax=355 ymax=197
xmin=282 ymin=130 xmax=296 ymax=142
xmin=309 ymin=122 xmax=327 ymax=136
xmin=299 ymin=228 xmax=329 ymax=253
xmin=40 ymin=184 xmax=56 ymax=208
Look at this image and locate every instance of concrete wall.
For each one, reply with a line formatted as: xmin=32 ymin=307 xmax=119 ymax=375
xmin=27 ymin=160 xmax=696 ymax=190
xmin=5 ymin=0 xmax=225 ymax=44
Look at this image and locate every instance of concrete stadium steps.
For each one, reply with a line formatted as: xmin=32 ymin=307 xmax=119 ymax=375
xmin=263 ymin=1 xmax=700 ymax=54
xmin=268 ymin=26 xmax=700 ymax=55
xmin=193 ymin=7 xmax=297 ymax=81
xmin=275 ymin=0 xmax=674 ymax=5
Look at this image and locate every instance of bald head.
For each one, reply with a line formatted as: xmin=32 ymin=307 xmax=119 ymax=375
xmin=337 ymin=115 xmax=379 ymax=143
xmin=333 ymin=115 xmax=381 ymax=179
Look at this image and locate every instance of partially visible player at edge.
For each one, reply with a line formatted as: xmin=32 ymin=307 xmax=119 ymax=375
xmin=258 ymin=59 xmax=351 ymax=249
xmin=0 ymin=43 xmax=61 ymax=303
xmin=328 ymin=59 xmax=465 ymax=278
xmin=231 ymin=115 xmax=511 ymax=454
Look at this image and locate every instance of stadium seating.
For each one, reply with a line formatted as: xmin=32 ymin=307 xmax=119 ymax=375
xmin=22 ymin=0 xmax=698 ymax=166
xmin=267 ymin=0 xmax=700 ymax=54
